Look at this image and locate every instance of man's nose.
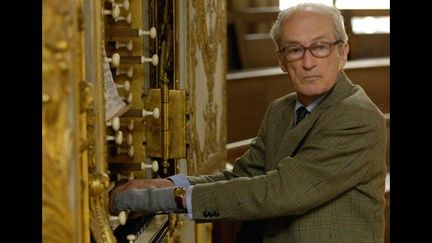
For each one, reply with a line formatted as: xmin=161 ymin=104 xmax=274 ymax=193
xmin=302 ymin=49 xmax=317 ymax=70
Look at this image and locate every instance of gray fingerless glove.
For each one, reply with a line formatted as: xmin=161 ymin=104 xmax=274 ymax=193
xmin=113 ymin=186 xmax=178 ymax=213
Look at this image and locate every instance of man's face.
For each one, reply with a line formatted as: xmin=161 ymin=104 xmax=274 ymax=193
xmin=279 ymin=9 xmax=349 ymax=105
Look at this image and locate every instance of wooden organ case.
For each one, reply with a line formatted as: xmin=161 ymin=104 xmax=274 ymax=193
xmin=42 ymin=0 xmax=196 ymax=242
xmin=43 ymin=0 xmax=227 ymax=242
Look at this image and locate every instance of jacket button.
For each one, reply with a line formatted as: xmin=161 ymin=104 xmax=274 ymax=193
xmin=203 ymin=210 xmax=209 ymax=217
xmin=214 ymin=210 xmax=220 ymax=217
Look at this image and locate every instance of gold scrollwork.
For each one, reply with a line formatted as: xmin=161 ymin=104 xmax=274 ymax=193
xmin=187 ymin=0 xmax=227 ymax=175
xmin=43 ymin=0 xmax=78 ymax=242
xmin=88 ymin=172 xmax=115 ymax=243
xmin=90 ymin=195 xmax=116 ymax=243
xmin=80 ymin=81 xmax=94 ymax=113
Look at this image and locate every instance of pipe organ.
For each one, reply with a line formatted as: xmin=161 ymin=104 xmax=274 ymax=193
xmin=43 ymin=0 xmax=226 ymax=242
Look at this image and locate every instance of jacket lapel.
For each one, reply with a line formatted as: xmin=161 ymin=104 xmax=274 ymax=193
xmin=271 ymin=72 xmax=353 ymax=169
xmin=273 ymin=98 xmax=296 ymax=148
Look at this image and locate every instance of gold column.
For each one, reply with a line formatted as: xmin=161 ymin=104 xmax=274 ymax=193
xmin=42 ymin=0 xmax=86 ymax=241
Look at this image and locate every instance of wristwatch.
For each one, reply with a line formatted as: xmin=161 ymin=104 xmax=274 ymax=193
xmin=173 ymin=187 xmax=186 ymax=210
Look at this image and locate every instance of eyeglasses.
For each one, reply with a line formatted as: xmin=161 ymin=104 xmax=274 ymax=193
xmin=278 ymin=40 xmax=342 ymax=61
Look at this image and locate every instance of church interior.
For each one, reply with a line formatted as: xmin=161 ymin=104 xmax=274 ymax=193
xmin=42 ymin=0 xmax=389 ymax=242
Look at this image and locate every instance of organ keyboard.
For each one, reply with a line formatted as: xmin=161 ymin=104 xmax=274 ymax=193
xmin=113 ymin=214 xmax=169 ymax=243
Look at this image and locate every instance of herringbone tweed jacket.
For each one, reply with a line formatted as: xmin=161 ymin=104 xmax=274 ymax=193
xmin=187 ymin=72 xmax=387 ymax=243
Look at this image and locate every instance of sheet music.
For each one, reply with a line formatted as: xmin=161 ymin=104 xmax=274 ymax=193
xmin=103 ymin=50 xmax=128 ymax=121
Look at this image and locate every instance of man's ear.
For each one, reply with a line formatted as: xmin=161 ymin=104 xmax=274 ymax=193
xmin=339 ymin=43 xmax=350 ymax=69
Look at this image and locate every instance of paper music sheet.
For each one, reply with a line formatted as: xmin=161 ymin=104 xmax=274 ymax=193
xmin=103 ymin=50 xmax=129 ymax=121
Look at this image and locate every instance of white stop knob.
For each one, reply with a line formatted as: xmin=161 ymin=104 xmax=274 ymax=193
xmin=152 ymin=160 xmax=159 ymax=172
xmin=139 ymin=27 xmax=157 ymax=39
xmin=118 ymin=211 xmax=127 ymax=225
xmin=152 ymin=107 xmax=160 ymax=119
xmin=127 ymin=119 xmax=134 ymax=130
xmin=112 ymin=117 xmax=120 ymax=131
xmin=122 ymin=0 xmax=130 ymax=11
xmin=127 ymin=234 xmax=136 ymax=243
xmin=125 ymin=13 xmax=132 ymax=24
xmin=123 ymin=80 xmax=130 ymax=91
xmin=149 ymin=27 xmax=157 ymax=39
xmin=151 ymin=54 xmax=158 ymax=66
xmin=126 ymin=133 xmax=133 ymax=146
xmin=115 ymin=131 xmax=123 ymax=145
xmin=111 ymin=5 xmax=120 ymax=19
xmin=111 ymin=53 xmax=120 ymax=67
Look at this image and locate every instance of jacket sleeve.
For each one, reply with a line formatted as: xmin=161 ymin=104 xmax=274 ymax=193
xmin=187 ymin=102 xmax=273 ymax=185
xmin=190 ymin=104 xmax=386 ymax=222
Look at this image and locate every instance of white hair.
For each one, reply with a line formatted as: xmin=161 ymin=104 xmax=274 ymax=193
xmin=270 ymin=3 xmax=348 ymax=48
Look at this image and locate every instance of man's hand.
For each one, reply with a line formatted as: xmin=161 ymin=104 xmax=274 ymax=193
xmin=109 ymin=179 xmax=174 ymax=214
xmin=110 ymin=186 xmax=178 ymax=215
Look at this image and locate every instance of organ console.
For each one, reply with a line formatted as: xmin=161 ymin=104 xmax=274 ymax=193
xmin=101 ymin=0 xmax=186 ymax=241
xmin=44 ymin=0 xmax=185 ymax=242
xmin=43 ymin=0 xmax=226 ymax=242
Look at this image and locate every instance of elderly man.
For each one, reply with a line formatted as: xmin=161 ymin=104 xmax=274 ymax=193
xmin=111 ymin=3 xmax=387 ymax=242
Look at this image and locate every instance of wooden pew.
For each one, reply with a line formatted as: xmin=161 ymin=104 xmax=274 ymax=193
xmin=341 ymin=9 xmax=390 ymax=60
xmin=226 ymin=57 xmax=389 ymax=143
xmin=227 ymin=138 xmax=254 ymax=164
xmin=228 ymin=7 xmax=279 ymax=69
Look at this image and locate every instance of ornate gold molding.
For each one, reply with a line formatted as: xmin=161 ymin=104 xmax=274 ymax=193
xmin=42 ymin=0 xmax=79 ymax=241
xmin=187 ymin=0 xmax=227 ymax=175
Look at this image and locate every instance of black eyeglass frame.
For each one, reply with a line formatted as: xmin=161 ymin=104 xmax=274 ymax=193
xmin=277 ymin=40 xmax=343 ymax=61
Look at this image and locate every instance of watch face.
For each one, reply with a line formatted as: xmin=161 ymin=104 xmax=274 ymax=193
xmin=175 ymin=188 xmax=185 ymax=195
xmin=176 ymin=188 xmax=185 ymax=197
xmin=174 ymin=188 xmax=186 ymax=210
